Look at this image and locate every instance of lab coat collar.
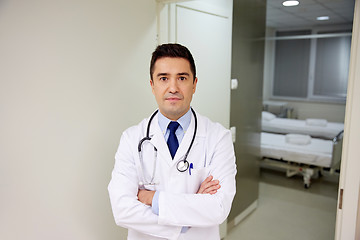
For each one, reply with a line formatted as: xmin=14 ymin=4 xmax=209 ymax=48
xmin=148 ymin=109 xmax=205 ymax=167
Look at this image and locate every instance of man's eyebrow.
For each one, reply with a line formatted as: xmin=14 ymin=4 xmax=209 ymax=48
xmin=156 ymin=72 xmax=190 ymax=77
xmin=156 ymin=73 xmax=169 ymax=77
xmin=177 ymin=72 xmax=190 ymax=76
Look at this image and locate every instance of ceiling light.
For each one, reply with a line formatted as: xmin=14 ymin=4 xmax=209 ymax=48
xmin=282 ymin=1 xmax=299 ymax=7
xmin=317 ymin=16 xmax=330 ymax=21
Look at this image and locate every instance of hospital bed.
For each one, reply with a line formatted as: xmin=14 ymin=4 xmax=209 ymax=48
xmin=260 ymin=131 xmax=343 ymax=188
xmin=261 ymin=111 xmax=344 ymax=140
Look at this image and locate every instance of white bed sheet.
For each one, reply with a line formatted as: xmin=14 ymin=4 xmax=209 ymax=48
xmin=261 ymin=132 xmax=333 ymax=168
xmin=262 ymin=117 xmax=344 ymax=139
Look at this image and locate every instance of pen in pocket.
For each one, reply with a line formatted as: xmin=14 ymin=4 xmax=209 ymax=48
xmin=189 ymin=163 xmax=193 ymax=175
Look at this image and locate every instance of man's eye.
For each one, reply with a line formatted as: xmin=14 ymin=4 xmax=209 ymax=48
xmin=179 ymin=77 xmax=186 ymax=81
xmin=160 ymin=77 xmax=167 ymax=81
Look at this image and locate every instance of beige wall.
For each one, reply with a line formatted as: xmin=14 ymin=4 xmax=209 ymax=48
xmin=262 ymin=27 xmax=346 ymax=123
xmin=0 ymin=0 xmax=157 ymax=239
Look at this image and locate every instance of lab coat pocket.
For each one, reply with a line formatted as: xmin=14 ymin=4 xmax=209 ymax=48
xmin=187 ymin=167 xmax=210 ymax=193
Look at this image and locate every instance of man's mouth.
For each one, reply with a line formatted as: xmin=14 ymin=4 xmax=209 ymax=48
xmin=166 ymin=97 xmax=181 ymax=101
xmin=165 ymin=94 xmax=182 ymax=101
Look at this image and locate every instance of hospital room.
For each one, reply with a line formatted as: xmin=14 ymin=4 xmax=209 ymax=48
xmin=226 ymin=0 xmax=356 ymax=239
xmin=233 ymin=0 xmax=353 ymax=239
xmin=0 ymin=0 xmax=359 ymax=240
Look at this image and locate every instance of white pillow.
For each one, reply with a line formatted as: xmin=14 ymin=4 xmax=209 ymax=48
xmin=262 ymin=111 xmax=276 ymax=121
xmin=285 ymin=134 xmax=311 ymax=145
xmin=305 ymin=118 xmax=328 ymax=127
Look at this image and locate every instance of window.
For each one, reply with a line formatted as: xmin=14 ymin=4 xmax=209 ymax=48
xmin=271 ymin=28 xmax=351 ymax=103
xmin=273 ymin=30 xmax=311 ymax=98
xmin=313 ymin=30 xmax=351 ymax=99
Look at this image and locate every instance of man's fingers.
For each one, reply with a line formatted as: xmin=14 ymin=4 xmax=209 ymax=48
xmin=202 ymin=182 xmax=221 ymax=194
xmin=202 ymin=180 xmax=220 ymax=190
xmin=208 ymin=190 xmax=218 ymax=195
xmin=197 ymin=175 xmax=213 ymax=193
xmin=204 ymin=175 xmax=213 ymax=183
xmin=197 ymin=176 xmax=221 ymax=194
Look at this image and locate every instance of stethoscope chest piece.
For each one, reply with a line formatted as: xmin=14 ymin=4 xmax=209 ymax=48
xmin=177 ymin=160 xmax=189 ymax=172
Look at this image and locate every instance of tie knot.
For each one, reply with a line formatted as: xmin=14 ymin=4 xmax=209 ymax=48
xmin=168 ymin=121 xmax=179 ymax=133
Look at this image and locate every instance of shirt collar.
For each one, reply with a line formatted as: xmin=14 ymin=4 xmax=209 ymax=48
xmin=158 ymin=108 xmax=192 ymax=134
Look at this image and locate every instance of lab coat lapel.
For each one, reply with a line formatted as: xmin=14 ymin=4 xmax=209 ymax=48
xmin=148 ymin=115 xmax=173 ymax=166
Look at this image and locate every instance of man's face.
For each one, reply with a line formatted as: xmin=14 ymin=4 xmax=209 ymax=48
xmin=150 ymin=57 xmax=197 ymax=120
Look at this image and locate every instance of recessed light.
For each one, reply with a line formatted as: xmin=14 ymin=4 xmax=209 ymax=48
xmin=317 ymin=16 xmax=330 ymax=21
xmin=282 ymin=1 xmax=299 ymax=7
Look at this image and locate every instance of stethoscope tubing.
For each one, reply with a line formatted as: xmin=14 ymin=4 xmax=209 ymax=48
xmin=138 ymin=109 xmax=158 ymax=152
xmin=138 ymin=108 xmax=197 ymax=185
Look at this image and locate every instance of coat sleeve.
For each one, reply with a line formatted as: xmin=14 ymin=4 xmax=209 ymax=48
xmin=108 ymin=131 xmax=182 ymax=239
xmin=157 ymin=129 xmax=237 ymax=227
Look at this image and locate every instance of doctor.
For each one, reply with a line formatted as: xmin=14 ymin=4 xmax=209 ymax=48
xmin=108 ymin=43 xmax=236 ymax=240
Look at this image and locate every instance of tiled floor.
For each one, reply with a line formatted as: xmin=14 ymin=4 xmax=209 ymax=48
xmin=226 ymin=168 xmax=339 ymax=240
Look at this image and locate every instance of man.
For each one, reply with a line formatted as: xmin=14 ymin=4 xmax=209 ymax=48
xmin=108 ymin=43 xmax=236 ymax=240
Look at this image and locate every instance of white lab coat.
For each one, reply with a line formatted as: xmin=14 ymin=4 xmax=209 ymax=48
xmin=108 ymin=110 xmax=237 ymax=240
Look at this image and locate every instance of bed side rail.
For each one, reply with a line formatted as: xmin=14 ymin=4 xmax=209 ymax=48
xmin=331 ymin=130 xmax=344 ymax=169
xmin=333 ymin=130 xmax=344 ymax=143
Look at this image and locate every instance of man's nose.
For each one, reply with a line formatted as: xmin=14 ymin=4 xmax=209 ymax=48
xmin=168 ymin=78 xmax=179 ymax=92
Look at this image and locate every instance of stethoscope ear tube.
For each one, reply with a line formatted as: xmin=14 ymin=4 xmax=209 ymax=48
xmin=138 ymin=109 xmax=159 ymax=152
xmin=183 ymin=108 xmax=197 ymax=160
xmin=176 ymin=108 xmax=197 ymax=172
xmin=138 ymin=137 xmax=151 ymax=152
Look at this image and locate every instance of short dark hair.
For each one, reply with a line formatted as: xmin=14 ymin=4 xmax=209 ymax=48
xmin=150 ymin=43 xmax=196 ymax=81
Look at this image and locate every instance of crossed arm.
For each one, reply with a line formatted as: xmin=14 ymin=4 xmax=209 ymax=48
xmin=109 ymin=129 xmax=236 ymax=238
xmin=138 ymin=175 xmax=221 ymax=206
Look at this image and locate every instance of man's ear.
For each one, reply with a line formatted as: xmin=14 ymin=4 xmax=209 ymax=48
xmin=193 ymin=77 xmax=198 ymax=94
xmin=150 ymin=79 xmax=155 ymax=94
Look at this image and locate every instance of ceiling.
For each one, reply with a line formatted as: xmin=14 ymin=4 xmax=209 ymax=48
xmin=266 ymin=0 xmax=355 ymax=29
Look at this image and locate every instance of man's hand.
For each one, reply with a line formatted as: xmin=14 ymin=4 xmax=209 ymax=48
xmin=197 ymin=175 xmax=221 ymax=195
xmin=137 ymin=189 xmax=155 ymax=206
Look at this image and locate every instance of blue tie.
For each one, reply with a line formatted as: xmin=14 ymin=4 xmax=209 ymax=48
xmin=167 ymin=121 xmax=180 ymax=159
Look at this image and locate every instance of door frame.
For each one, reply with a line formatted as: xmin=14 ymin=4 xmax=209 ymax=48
xmin=335 ymin=1 xmax=360 ymax=239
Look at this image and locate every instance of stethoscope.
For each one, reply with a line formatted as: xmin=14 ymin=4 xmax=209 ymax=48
xmin=137 ymin=108 xmax=197 ymax=186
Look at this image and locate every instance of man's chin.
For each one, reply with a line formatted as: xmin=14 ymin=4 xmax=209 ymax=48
xmin=161 ymin=107 xmax=187 ymax=120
